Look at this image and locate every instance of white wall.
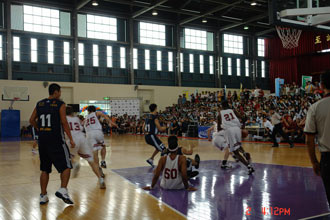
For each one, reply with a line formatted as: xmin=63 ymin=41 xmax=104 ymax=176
xmin=0 ymin=79 xmax=269 ymax=127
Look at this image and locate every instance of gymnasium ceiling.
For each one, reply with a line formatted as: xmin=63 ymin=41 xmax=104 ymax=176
xmin=13 ymin=0 xmax=278 ymax=37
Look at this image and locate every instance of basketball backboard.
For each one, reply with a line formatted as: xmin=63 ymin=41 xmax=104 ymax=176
xmin=270 ymin=0 xmax=330 ymax=31
xmin=2 ymin=86 xmax=29 ymax=101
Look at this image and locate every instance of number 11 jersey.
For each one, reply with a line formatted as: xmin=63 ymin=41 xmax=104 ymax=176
xmin=36 ymin=98 xmax=65 ymax=142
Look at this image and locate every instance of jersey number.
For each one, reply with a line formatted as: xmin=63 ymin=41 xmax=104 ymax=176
xmin=224 ymin=113 xmax=235 ymax=121
xmin=145 ymin=124 xmax=150 ymax=132
xmin=69 ymin=122 xmax=80 ymax=131
xmin=164 ymin=168 xmax=178 ymax=179
xmin=86 ymin=117 xmax=96 ymax=127
xmin=40 ymin=114 xmax=51 ymax=127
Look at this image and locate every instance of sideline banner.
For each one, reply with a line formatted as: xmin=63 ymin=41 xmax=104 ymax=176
xmin=275 ymin=78 xmax=284 ymax=97
xmin=198 ymin=126 xmax=210 ymax=139
xmin=302 ymin=76 xmax=312 ymax=89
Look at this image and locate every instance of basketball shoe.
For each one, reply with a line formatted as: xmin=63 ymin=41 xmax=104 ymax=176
xmin=99 ymin=178 xmax=106 ymax=189
xmin=100 ymin=161 xmax=107 ymax=168
xmin=40 ymin=194 xmax=49 ymax=205
xmin=55 ymin=188 xmax=74 ymax=205
xmin=146 ymin=158 xmax=154 ymax=168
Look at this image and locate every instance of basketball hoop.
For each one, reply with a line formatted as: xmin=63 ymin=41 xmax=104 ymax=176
xmin=276 ymin=26 xmax=302 ymax=49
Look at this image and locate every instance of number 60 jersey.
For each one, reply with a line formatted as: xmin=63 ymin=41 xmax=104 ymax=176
xmin=36 ymin=98 xmax=65 ymax=142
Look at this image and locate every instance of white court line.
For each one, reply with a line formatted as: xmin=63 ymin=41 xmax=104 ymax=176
xmin=299 ymin=212 xmax=330 ymax=220
xmin=110 ymin=170 xmax=188 ymax=219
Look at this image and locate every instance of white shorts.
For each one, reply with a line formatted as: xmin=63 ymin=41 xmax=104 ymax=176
xmin=224 ymin=126 xmax=242 ymax=152
xmin=67 ymin=134 xmax=94 ymax=162
xmin=86 ymin=130 xmax=105 ymax=151
xmin=212 ymin=130 xmax=228 ymax=151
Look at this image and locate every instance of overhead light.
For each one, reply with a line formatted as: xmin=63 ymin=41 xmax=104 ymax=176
xmin=244 ymin=26 xmax=249 ymax=30
xmin=251 ymin=1 xmax=257 ymax=6
xmin=152 ymin=10 xmax=158 ymax=16
xmin=92 ymin=0 xmax=98 ymax=6
xmin=202 ymin=18 xmax=207 ymax=23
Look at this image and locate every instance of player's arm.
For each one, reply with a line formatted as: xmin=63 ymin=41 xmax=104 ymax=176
xmin=59 ymin=104 xmax=75 ymax=148
xmin=207 ymin=125 xmax=214 ymax=141
xmin=306 ymin=134 xmax=320 ymax=175
xmin=143 ymin=156 xmax=166 ymax=190
xmin=155 ymin=118 xmax=166 ymax=132
xmin=233 ymin=109 xmax=242 ymax=120
xmin=29 ymin=108 xmax=38 ymax=130
xmin=179 ymin=155 xmax=197 ymax=191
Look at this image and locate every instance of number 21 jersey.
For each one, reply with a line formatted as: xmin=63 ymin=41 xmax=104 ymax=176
xmin=36 ymin=98 xmax=64 ymax=142
xmin=220 ymin=109 xmax=241 ymax=130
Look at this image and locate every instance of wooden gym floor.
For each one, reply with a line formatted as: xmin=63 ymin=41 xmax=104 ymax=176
xmin=0 ymin=134 xmax=325 ymax=220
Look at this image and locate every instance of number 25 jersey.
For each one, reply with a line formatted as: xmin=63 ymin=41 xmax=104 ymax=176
xmin=84 ymin=112 xmax=102 ymax=132
xmin=36 ymin=98 xmax=65 ymax=142
xmin=220 ymin=109 xmax=241 ymax=130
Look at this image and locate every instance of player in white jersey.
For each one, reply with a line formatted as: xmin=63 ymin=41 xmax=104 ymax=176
xmin=84 ymin=106 xmax=118 ymax=177
xmin=219 ymin=101 xmax=254 ymax=175
xmin=143 ymin=136 xmax=196 ymax=191
xmin=66 ymin=106 xmax=106 ymax=188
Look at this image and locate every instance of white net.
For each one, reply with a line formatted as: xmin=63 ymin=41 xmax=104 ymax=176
xmin=276 ymin=26 xmax=302 ymax=49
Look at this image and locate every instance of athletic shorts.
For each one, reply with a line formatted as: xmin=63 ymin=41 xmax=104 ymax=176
xmin=86 ymin=130 xmax=105 ymax=151
xmin=67 ymin=134 xmax=94 ymax=162
xmin=38 ymin=139 xmax=72 ymax=173
xmin=224 ymin=126 xmax=242 ymax=153
xmin=32 ymin=127 xmax=38 ymax=140
xmin=145 ymin=134 xmax=165 ymax=152
xmin=212 ymin=130 xmax=228 ymax=151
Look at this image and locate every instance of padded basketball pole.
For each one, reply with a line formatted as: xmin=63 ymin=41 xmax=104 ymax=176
xmin=5 ymin=0 xmax=12 ymax=80
xmin=251 ymin=35 xmax=257 ymax=88
xmin=129 ymin=18 xmax=134 ymax=85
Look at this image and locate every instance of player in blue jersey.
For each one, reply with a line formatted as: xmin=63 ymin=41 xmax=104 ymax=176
xmin=144 ymin=104 xmax=167 ymax=167
xmin=29 ymin=83 xmax=75 ymax=205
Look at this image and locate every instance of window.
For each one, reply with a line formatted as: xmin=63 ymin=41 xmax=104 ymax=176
xmin=223 ymin=34 xmax=243 ymax=54
xmin=228 ymin=57 xmax=232 ymax=75
xmin=258 ymin=38 xmax=265 ymax=57
xmin=168 ymin=51 xmax=173 ymax=72
xmin=93 ymin=44 xmax=99 ymax=67
xmin=220 ymin=57 xmax=223 ymax=75
xmin=23 ymin=5 xmax=59 ymax=35
xmin=210 ymin=56 xmax=214 ymax=74
xmin=107 ymin=46 xmax=112 ymax=68
xmin=87 ymin=14 xmax=117 ymax=41
xmin=133 ymin=48 xmax=138 ymax=70
xmin=245 ymin=59 xmax=249 ymax=77
xmin=180 ymin=53 xmax=183 ymax=72
xmin=31 ymin=38 xmax=37 ymax=63
xmin=139 ymin=22 xmax=165 ymax=46
xmin=78 ymin=43 xmax=84 ymax=66
xmin=13 ymin=36 xmax=20 ymax=61
xmin=189 ymin=54 xmax=194 ymax=73
xmin=145 ymin=50 xmax=150 ymax=70
xmin=46 ymin=40 xmax=54 ymax=64
xmin=120 ymin=47 xmax=126 ymax=69
xmin=261 ymin=61 xmax=265 ymax=78
xmin=0 ymin=35 xmax=3 ymax=60
xmin=199 ymin=55 xmax=204 ymax=74
xmin=63 ymin=42 xmax=70 ymax=65
xmin=236 ymin=59 xmax=240 ymax=76
xmin=157 ymin=51 xmax=162 ymax=71
xmin=185 ymin=28 xmax=207 ymax=51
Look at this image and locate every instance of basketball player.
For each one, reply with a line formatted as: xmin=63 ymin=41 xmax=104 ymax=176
xmin=29 ymin=83 xmax=75 ymax=205
xmin=84 ymin=106 xmax=117 ymax=177
xmin=143 ymin=136 xmax=196 ymax=191
xmin=66 ymin=106 xmax=106 ymax=189
xmin=144 ymin=104 xmax=167 ymax=167
xmin=219 ymin=100 xmax=254 ymax=175
xmin=162 ymin=136 xmax=200 ymax=179
xmin=208 ymin=119 xmax=248 ymax=169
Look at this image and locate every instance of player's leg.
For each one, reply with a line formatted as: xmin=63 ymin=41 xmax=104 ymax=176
xmin=145 ymin=134 xmax=165 ymax=167
xmin=271 ymin=125 xmax=279 ymax=147
xmin=100 ymin=147 xmax=106 ymax=168
xmin=221 ymin=148 xmax=232 ymax=169
xmin=38 ymin=142 xmax=51 ymax=204
xmin=278 ymin=124 xmax=294 ymax=148
xmin=52 ymin=141 xmax=74 ymax=204
xmin=186 ymin=158 xmax=199 ymax=179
